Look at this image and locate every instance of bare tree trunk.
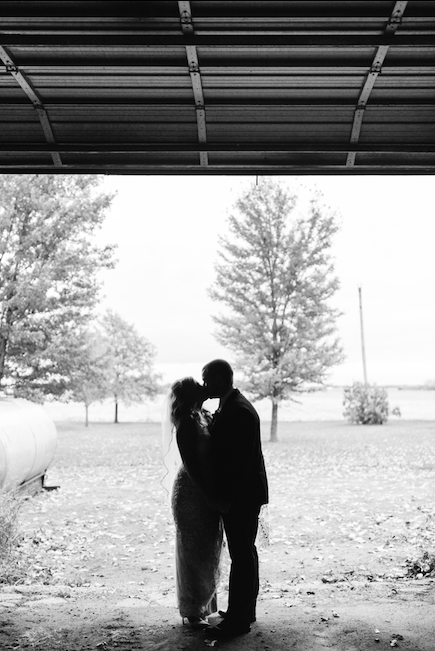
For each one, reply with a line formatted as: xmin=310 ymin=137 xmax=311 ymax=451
xmin=114 ymin=400 xmax=118 ymax=424
xmin=0 ymin=306 xmax=14 ymax=384
xmin=0 ymin=335 xmax=7 ymax=384
xmin=85 ymin=403 xmax=89 ymax=427
xmin=270 ymin=401 xmax=278 ymax=442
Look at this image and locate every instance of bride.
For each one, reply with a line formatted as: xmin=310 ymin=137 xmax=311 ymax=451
xmin=162 ymin=377 xmax=226 ymax=628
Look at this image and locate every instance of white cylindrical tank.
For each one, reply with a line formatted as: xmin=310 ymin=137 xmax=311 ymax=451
xmin=0 ymin=398 xmax=58 ymax=491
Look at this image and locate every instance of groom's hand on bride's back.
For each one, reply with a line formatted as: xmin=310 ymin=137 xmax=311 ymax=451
xmin=207 ymin=494 xmax=231 ymax=513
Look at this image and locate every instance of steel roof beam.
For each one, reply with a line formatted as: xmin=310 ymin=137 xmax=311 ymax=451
xmin=0 ymin=143 xmax=433 ymax=154
xmin=0 ymin=165 xmax=432 ymax=176
xmin=1 ymin=98 xmax=434 ymax=108
xmin=4 ymin=65 xmax=435 ymax=74
xmin=0 ymin=46 xmax=61 ymax=166
xmin=0 ymin=34 xmax=433 ymax=47
xmin=6 ymin=56 xmax=434 ymax=68
xmin=179 ymin=1 xmax=208 ymax=166
xmin=346 ymin=1 xmax=408 ymax=166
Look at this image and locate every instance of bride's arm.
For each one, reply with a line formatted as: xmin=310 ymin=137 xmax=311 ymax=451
xmin=176 ymin=418 xmax=230 ymax=511
xmin=176 ymin=419 xmax=210 ymax=495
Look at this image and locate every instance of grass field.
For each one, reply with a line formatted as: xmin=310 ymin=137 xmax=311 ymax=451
xmin=42 ymin=387 xmax=435 ymax=423
xmin=24 ymin=418 xmax=435 ymax=588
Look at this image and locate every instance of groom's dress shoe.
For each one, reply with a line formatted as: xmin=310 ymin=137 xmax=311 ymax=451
xmin=208 ymin=619 xmax=251 ymax=638
xmin=218 ymin=609 xmax=256 ymax=623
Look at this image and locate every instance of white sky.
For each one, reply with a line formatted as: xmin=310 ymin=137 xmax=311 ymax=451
xmin=96 ymin=175 xmax=434 ymax=387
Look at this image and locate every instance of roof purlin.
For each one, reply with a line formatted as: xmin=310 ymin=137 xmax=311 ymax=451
xmin=0 ymin=45 xmax=62 ymax=166
xmin=179 ymin=1 xmax=208 ymax=166
xmin=346 ymin=1 xmax=409 ymax=167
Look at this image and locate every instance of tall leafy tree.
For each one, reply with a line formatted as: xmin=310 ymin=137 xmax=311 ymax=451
xmin=210 ymin=178 xmax=343 ymax=441
xmin=63 ymin=327 xmax=111 ymax=427
xmin=100 ymin=310 xmax=161 ymax=423
xmin=0 ymin=174 xmax=116 ymax=399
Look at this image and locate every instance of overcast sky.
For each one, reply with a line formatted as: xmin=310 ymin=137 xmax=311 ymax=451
xmin=96 ymin=175 xmax=434 ymax=387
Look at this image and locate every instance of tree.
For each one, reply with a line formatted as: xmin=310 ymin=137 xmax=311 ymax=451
xmin=63 ymin=327 xmax=111 ymax=427
xmin=209 ymin=178 xmax=343 ymax=441
xmin=100 ymin=310 xmax=161 ymax=423
xmin=0 ymin=174 xmax=116 ymax=399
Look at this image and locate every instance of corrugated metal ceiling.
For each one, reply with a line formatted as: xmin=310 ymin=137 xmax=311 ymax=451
xmin=0 ymin=1 xmax=434 ymax=174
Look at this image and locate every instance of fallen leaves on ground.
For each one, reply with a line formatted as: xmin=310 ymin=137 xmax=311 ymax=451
xmin=2 ymin=420 xmax=434 ymax=607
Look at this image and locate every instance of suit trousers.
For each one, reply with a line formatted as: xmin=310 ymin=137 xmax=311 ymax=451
xmin=222 ymin=502 xmax=261 ymax=625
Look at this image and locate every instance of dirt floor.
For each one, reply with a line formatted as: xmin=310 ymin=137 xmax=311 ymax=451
xmin=1 ymin=420 xmax=434 ymax=651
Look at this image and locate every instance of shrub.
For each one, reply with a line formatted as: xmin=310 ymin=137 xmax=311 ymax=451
xmin=0 ymin=489 xmax=25 ymax=584
xmin=343 ymin=382 xmax=389 ymax=424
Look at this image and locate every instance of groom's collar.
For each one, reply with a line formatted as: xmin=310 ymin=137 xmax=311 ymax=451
xmin=218 ymin=387 xmax=237 ymax=411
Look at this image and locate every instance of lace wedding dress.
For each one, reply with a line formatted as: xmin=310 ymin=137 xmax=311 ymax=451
xmin=171 ymin=418 xmax=223 ymax=618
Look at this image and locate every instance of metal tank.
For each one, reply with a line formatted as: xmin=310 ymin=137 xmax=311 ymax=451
xmin=0 ymin=398 xmax=58 ymax=492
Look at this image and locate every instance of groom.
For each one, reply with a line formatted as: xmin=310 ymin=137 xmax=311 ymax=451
xmin=202 ymin=359 xmax=269 ymax=637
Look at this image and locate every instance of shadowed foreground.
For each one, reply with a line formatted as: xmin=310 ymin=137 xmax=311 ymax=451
xmin=1 ymin=420 xmax=434 ymax=650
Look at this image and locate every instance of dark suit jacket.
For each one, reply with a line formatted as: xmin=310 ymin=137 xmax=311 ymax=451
xmin=210 ymin=389 xmax=269 ymax=510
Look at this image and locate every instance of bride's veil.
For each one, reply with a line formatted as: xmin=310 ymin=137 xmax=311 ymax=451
xmin=160 ymin=393 xmax=182 ymax=498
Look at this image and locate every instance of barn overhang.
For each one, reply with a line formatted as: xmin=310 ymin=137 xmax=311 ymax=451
xmin=0 ymin=1 xmax=434 ymax=174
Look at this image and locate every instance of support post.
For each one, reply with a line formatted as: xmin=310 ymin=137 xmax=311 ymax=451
xmin=358 ymin=286 xmax=368 ymax=385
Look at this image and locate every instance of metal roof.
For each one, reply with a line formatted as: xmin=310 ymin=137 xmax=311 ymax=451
xmin=0 ymin=1 xmax=434 ymax=174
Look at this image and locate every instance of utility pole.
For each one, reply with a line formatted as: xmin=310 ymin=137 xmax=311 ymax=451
xmin=358 ymin=286 xmax=368 ymax=385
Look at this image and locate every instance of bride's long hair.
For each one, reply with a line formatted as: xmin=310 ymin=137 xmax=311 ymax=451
xmin=170 ymin=377 xmax=203 ymax=426
xmin=160 ymin=377 xmax=202 ymax=498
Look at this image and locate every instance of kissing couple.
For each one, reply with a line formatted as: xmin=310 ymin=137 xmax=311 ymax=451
xmin=162 ymin=359 xmax=269 ymax=638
